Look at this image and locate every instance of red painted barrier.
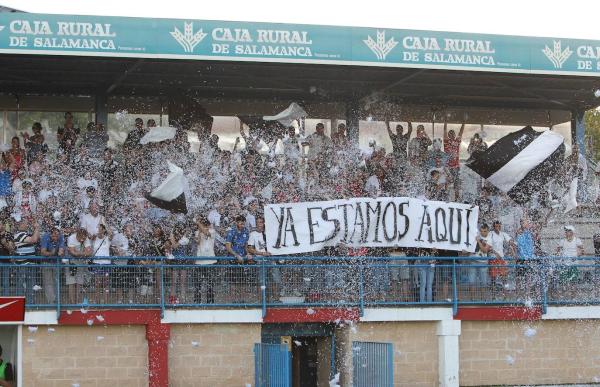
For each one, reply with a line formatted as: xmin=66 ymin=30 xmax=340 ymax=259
xmin=263 ymin=307 xmax=360 ymax=323
xmin=454 ymin=306 xmax=542 ymax=321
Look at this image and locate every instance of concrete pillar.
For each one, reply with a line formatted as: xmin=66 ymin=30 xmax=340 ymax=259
xmin=94 ymin=92 xmax=108 ymax=126
xmin=334 ymin=325 xmax=352 ymax=386
xmin=345 ymin=101 xmax=360 ymax=144
xmin=571 ymin=110 xmax=586 ymax=154
xmin=437 ymin=319 xmax=461 ymax=387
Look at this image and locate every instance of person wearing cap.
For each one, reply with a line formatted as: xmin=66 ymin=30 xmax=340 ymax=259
xmin=39 ymin=226 xmax=65 ymax=305
xmin=555 ymin=225 xmax=585 ymax=288
xmin=243 ymin=196 xmax=258 ymax=232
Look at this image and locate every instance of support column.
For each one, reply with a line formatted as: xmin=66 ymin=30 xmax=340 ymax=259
xmin=333 ymin=325 xmax=352 ymax=386
xmin=570 ymin=110 xmax=586 ymax=154
xmin=345 ymin=101 xmax=360 ymax=144
xmin=95 ymin=92 xmax=108 ymax=126
xmin=146 ymin=320 xmax=170 ymax=387
xmin=437 ymin=319 xmax=461 ymax=387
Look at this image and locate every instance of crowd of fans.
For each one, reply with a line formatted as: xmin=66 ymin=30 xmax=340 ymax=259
xmin=0 ymin=111 xmax=592 ymax=305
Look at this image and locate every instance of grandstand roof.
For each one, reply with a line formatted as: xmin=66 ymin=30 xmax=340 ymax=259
xmin=0 ymin=12 xmax=599 ymax=115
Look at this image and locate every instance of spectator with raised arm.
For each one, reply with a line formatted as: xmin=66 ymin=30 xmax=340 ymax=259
xmin=443 ymin=117 xmax=466 ymax=201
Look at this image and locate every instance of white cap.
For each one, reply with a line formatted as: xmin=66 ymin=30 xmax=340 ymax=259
xmin=243 ymin=196 xmax=258 ymax=207
xmin=564 ymin=225 xmax=575 ymax=232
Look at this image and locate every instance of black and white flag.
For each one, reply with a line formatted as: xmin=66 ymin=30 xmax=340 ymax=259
xmin=466 ymin=126 xmax=565 ymax=204
xmin=145 ymin=161 xmax=187 ymax=214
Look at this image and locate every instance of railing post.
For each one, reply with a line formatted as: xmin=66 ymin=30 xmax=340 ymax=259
xmin=452 ymin=259 xmax=458 ymax=316
xmin=541 ymin=257 xmax=548 ymax=315
xmin=358 ymin=260 xmax=364 ymax=317
xmin=260 ymin=258 xmax=267 ymax=318
xmin=159 ymin=258 xmax=165 ymax=318
xmin=55 ymin=258 xmax=61 ymax=319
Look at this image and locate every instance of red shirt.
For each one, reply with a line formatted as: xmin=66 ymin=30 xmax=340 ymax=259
xmin=444 ymin=138 xmax=461 ymax=169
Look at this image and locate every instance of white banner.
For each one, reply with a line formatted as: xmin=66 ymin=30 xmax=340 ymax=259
xmin=264 ymin=197 xmax=479 ymax=255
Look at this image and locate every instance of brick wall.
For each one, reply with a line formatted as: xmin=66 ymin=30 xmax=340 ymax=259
xmin=351 ymin=322 xmax=438 ymax=387
xmin=169 ymin=323 xmax=260 ymax=387
xmin=461 ymin=320 xmax=600 ymax=386
xmin=23 ymin=325 xmax=148 ymax=387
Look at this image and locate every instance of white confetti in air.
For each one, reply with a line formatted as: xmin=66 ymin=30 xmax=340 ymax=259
xmin=246 ymin=384 xmax=251 ymax=387
xmin=334 ymin=318 xmax=341 ymax=325
xmin=28 ymin=326 xmax=38 ymax=333
xmin=329 ymin=372 xmax=340 ymax=387
xmin=96 ymin=315 xmax=105 ymax=322
xmin=87 ymin=319 xmax=94 ymax=326
xmin=72 ymin=384 xmax=80 ymax=387
xmin=97 ymin=336 xmax=104 ymax=341
xmin=191 ymin=341 xmax=200 ymax=347
xmin=47 ymin=328 xmax=55 ymax=333
xmin=505 ymin=355 xmax=515 ymax=365
xmin=32 ymin=285 xmax=42 ymax=291
xmin=350 ymin=326 xmax=357 ymax=333
xmin=524 ymin=299 xmax=533 ymax=308
xmin=260 ymin=285 xmax=266 ymax=290
xmin=593 ymin=376 xmax=600 ymax=383
xmin=294 ymin=340 xmax=302 ymax=346
xmin=66 ymin=310 xmax=72 ymax=315
xmin=80 ymin=308 xmax=88 ymax=314
xmin=306 ymin=308 xmax=315 ymax=315
xmin=303 ymin=277 xmax=311 ymax=282
xmin=352 ymin=346 xmax=361 ymax=351
xmin=396 ymin=350 xmax=402 ymax=355
xmin=524 ymin=327 xmax=537 ymax=338
xmin=27 ymin=338 xmax=35 ymax=344
xmin=595 ymin=89 xmax=600 ymax=98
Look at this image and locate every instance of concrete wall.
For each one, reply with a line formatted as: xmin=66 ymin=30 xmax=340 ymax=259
xmin=23 ymin=325 xmax=148 ymax=387
xmin=460 ymin=320 xmax=600 ymax=386
xmin=351 ymin=322 xmax=438 ymax=387
xmin=169 ymin=323 xmax=260 ymax=387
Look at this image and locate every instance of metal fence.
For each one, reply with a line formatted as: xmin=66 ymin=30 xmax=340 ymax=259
xmin=1 ymin=256 xmax=598 ymax=316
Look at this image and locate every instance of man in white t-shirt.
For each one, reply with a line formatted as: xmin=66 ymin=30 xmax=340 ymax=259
xmin=472 ymin=224 xmax=492 ymax=288
xmin=80 ymin=203 xmax=105 ymax=239
xmin=555 ymin=225 xmax=586 ymax=289
xmin=66 ymin=228 xmax=92 ymax=305
xmin=489 ymin=221 xmax=516 ymax=259
xmin=110 ymin=223 xmax=133 ymax=304
xmin=247 ymin=217 xmax=281 ymax=299
xmin=556 ymin=225 xmax=584 ymax=258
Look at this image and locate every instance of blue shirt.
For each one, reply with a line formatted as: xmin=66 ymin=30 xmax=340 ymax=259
xmin=516 ymin=230 xmax=535 ymax=260
xmin=40 ymin=233 xmax=65 ymax=257
xmin=226 ymin=227 xmax=249 ymax=256
xmin=0 ymin=170 xmax=11 ymax=197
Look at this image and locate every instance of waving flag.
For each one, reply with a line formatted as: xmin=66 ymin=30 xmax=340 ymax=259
xmin=145 ymin=161 xmax=187 ymax=214
xmin=466 ymin=126 xmax=565 ymax=204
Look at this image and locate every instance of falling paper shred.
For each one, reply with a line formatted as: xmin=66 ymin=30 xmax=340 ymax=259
xmin=306 ymin=308 xmax=315 ymax=315
xmin=505 ymin=355 xmax=515 ymax=365
xmin=524 ymin=299 xmax=533 ymax=308
xmin=97 ymin=336 xmax=104 ymax=341
xmin=191 ymin=341 xmax=200 ymax=347
xmin=27 ymin=338 xmax=35 ymax=344
xmin=524 ymin=327 xmax=537 ymax=338
xmin=28 ymin=326 xmax=38 ymax=333
xmin=329 ymin=372 xmax=340 ymax=387
xmin=72 ymin=384 xmax=80 ymax=387
xmin=66 ymin=310 xmax=72 ymax=315
xmin=294 ymin=340 xmax=302 ymax=346
xmin=80 ymin=308 xmax=88 ymax=314
xmin=260 ymin=285 xmax=266 ymax=290
xmin=32 ymin=285 xmax=42 ymax=291
xmin=87 ymin=319 xmax=94 ymax=326
xmin=47 ymin=328 xmax=55 ymax=333
xmin=303 ymin=277 xmax=311 ymax=282
xmin=96 ymin=315 xmax=105 ymax=322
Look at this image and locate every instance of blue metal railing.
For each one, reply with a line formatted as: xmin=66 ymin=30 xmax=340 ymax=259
xmin=0 ymin=255 xmax=598 ymax=316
